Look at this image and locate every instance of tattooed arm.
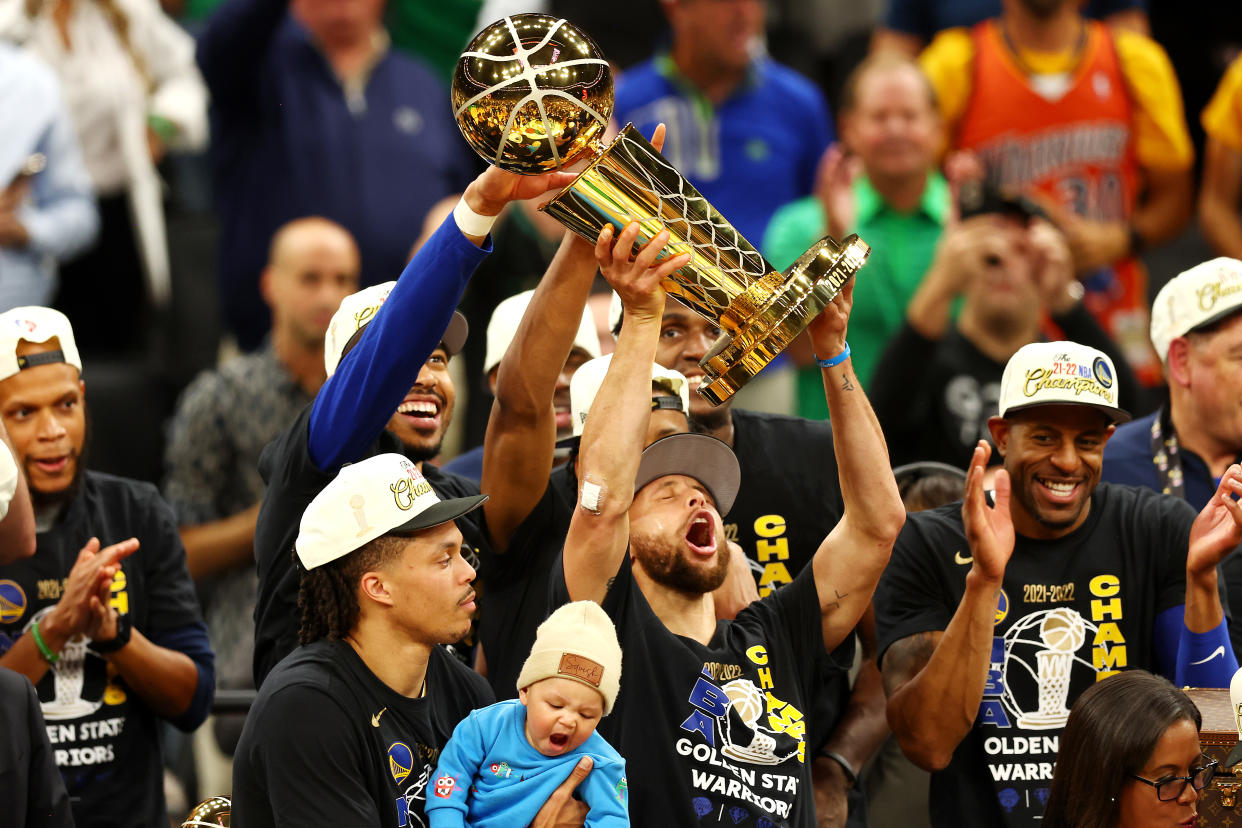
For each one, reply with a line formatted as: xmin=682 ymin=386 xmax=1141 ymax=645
xmin=807 ymin=280 xmax=906 ymax=653
xmin=884 ymin=442 xmax=1013 ymax=771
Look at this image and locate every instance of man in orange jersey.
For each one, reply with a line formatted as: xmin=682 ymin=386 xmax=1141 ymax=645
xmin=1199 ymin=53 xmax=1242 ymax=261
xmin=918 ymin=0 xmax=1194 ymax=388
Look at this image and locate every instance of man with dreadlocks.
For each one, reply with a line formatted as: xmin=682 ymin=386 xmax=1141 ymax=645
xmin=232 ymin=453 xmax=595 ymax=827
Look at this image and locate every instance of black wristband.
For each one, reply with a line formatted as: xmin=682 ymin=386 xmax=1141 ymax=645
xmin=818 ymin=750 xmax=858 ymax=788
xmin=91 ymin=613 xmax=132 ymax=654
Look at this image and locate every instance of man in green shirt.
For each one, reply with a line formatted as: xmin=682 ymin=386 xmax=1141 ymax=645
xmin=764 ymin=53 xmax=948 ymax=419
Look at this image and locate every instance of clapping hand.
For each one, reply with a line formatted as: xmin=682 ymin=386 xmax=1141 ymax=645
xmin=962 ymin=442 xmax=1013 ymax=585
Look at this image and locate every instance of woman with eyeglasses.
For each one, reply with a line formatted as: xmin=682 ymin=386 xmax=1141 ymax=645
xmin=1044 ymin=670 xmax=1216 ymax=828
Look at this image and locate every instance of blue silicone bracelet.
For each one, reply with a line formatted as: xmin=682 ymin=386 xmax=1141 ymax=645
xmin=814 ymin=342 xmax=851 ymax=368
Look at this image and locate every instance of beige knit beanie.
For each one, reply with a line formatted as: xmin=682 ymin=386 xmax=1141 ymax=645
xmin=515 ymin=601 xmax=622 ymax=714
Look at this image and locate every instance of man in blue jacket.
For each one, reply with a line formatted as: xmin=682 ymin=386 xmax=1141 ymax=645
xmin=197 ymin=0 xmax=476 ymax=348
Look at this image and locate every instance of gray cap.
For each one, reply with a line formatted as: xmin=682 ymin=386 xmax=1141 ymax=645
xmin=634 ymin=433 xmax=740 ymax=517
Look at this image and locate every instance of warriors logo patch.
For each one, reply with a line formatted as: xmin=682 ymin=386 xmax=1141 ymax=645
xmin=0 ymin=580 xmax=26 ymax=623
xmin=387 ymin=742 xmax=413 ymax=784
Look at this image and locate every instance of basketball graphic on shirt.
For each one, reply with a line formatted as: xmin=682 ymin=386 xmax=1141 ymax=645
xmin=1038 ymin=608 xmax=1086 ymax=652
xmin=723 ymin=678 xmax=765 ymax=724
xmin=452 ymin=14 xmax=613 ymax=173
xmin=25 ymin=605 xmax=104 ymax=719
xmin=999 ymin=608 xmax=1095 ymax=730
xmin=718 ymin=679 xmax=801 ymax=766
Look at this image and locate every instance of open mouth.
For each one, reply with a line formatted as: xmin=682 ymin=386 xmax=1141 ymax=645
xmin=396 ymin=398 xmax=442 ymax=431
xmin=1035 ymin=477 xmax=1080 ymax=505
xmin=685 ymin=512 xmax=717 ymax=556
xmin=549 ymin=733 xmax=568 ymax=748
xmin=32 ymin=455 xmax=69 ymax=475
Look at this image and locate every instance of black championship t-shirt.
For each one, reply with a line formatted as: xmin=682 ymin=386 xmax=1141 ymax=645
xmin=233 ymin=640 xmax=494 ymax=827
xmin=727 ymin=409 xmax=850 ymax=751
xmin=554 ymin=555 xmax=851 ymax=827
xmin=252 ymin=406 xmax=489 ymax=685
xmin=0 ymin=472 xmax=205 ymax=828
xmin=874 ymin=483 xmax=1193 ymax=828
xmin=476 ymin=462 xmax=576 ymax=700
xmin=726 ymin=409 xmax=843 ymax=592
xmin=0 ymin=666 xmax=72 ymax=828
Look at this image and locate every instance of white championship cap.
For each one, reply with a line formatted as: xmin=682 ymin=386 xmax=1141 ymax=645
xmin=998 ymin=341 xmax=1130 ymax=424
xmin=561 ymin=354 xmax=691 ymax=447
xmin=1150 ymin=257 xmax=1242 ymax=363
xmin=0 ymin=306 xmax=82 ymax=382
xmin=324 ymin=282 xmax=469 ymax=377
xmin=295 ymin=453 xmax=487 ymax=570
xmin=483 ymin=290 xmax=602 ymax=375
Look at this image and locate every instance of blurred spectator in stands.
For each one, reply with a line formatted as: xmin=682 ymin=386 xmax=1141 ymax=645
xmin=197 ymin=0 xmax=474 ymax=351
xmin=162 ymin=217 xmax=357 ymax=758
xmin=1101 ymin=257 xmax=1242 ymax=657
xmin=386 ymin=0 xmax=477 ymax=82
xmin=0 ymin=42 xmax=98 ymax=312
xmin=0 ymin=307 xmax=213 ymax=828
xmin=917 ymin=0 xmax=1193 ymax=391
xmin=441 ymin=287 xmax=600 ymax=482
xmin=1199 ymin=54 xmax=1242 ymax=261
xmin=871 ymin=0 xmax=1148 ymax=55
xmin=764 ymin=53 xmax=947 ymax=418
xmin=612 ymin=0 xmax=832 ymax=247
xmin=871 ymin=198 xmax=1138 ymax=469
xmin=474 ymin=0 xmax=664 ymax=72
xmin=0 ymin=0 xmax=208 ymax=355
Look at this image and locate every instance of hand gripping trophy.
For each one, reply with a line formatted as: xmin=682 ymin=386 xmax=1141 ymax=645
xmin=452 ymin=14 xmax=870 ymax=405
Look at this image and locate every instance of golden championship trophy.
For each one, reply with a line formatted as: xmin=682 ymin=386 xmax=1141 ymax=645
xmin=181 ymin=796 xmax=230 ymax=827
xmin=453 ymin=14 xmax=869 ymax=405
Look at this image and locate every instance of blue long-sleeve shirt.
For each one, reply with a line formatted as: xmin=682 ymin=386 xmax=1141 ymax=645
xmin=426 ymin=699 xmax=628 ymax=828
xmin=196 ymin=0 xmax=475 ymax=348
xmin=0 ymin=43 xmax=98 ymax=310
xmin=307 ymin=213 xmax=490 ymax=471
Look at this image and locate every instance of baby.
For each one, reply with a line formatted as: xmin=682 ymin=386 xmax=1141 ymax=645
xmin=426 ymin=601 xmax=628 ymax=827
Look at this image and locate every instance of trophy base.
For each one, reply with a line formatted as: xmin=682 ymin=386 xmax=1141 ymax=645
xmin=698 ymin=234 xmax=871 ymax=406
xmin=1016 ymin=711 xmax=1070 ymax=729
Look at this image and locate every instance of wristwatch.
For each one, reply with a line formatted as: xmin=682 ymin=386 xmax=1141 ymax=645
xmin=91 ymin=613 xmax=132 ymax=654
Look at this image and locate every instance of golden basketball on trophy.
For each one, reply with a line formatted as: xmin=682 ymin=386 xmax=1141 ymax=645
xmin=452 ymin=15 xmax=613 ymax=173
xmin=453 ymin=15 xmax=870 ymax=405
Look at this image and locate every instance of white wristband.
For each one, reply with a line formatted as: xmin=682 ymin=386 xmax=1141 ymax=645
xmin=453 ymin=197 xmax=498 ymax=238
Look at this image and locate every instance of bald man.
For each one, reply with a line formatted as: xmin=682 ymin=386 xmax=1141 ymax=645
xmin=162 ymin=216 xmax=360 ymax=754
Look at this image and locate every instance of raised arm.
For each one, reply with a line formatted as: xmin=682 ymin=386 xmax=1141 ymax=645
xmin=481 ymin=231 xmax=597 ymax=551
xmin=884 ymin=442 xmax=1012 ymax=771
xmin=195 ymin=0 xmax=290 ymax=113
xmin=561 ymin=223 xmax=689 ymax=603
xmin=308 ymin=167 xmax=576 ymax=471
xmin=806 ymin=281 xmax=906 ymax=652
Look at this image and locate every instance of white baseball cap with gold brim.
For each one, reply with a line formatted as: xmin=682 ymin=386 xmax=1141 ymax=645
xmin=1150 ymin=257 xmax=1242 ymax=363
xmin=295 ymin=453 xmax=487 ymax=570
xmin=324 ymin=282 xmax=469 ymax=378
xmin=998 ymin=341 xmax=1130 ymax=424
